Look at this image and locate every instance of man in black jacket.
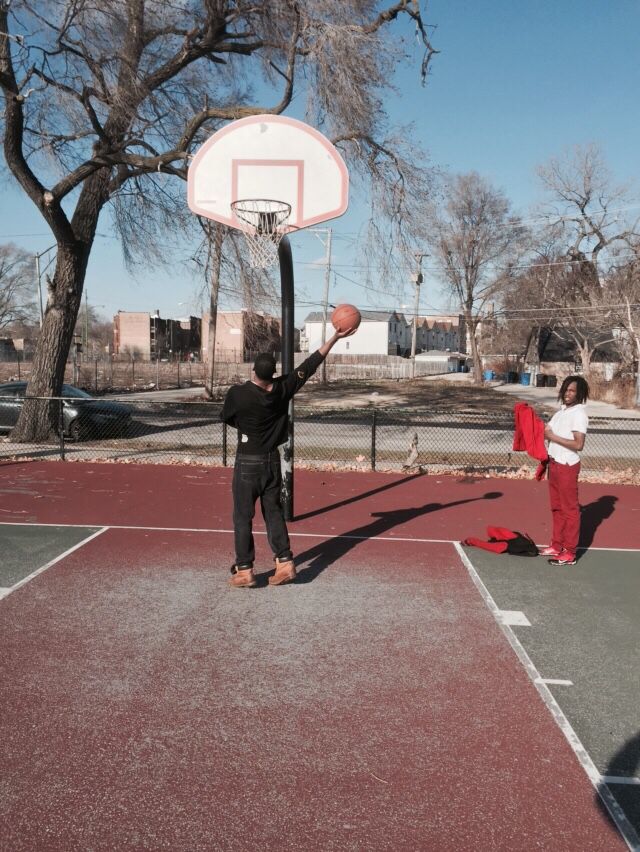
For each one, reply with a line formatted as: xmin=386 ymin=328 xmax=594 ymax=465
xmin=221 ymin=327 xmax=355 ymax=587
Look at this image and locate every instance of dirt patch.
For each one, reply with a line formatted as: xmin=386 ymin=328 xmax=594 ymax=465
xmin=291 ymin=377 xmax=556 ymax=414
xmin=189 ymin=376 xmax=557 ymax=414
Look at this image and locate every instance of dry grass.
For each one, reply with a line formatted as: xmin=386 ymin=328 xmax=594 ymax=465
xmin=290 ymin=377 xmax=564 ymax=415
xmin=588 ymin=375 xmax=636 ymax=409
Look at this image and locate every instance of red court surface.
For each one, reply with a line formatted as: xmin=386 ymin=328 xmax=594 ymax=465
xmin=1 ymin=461 xmax=637 ymax=850
xmin=1 ymin=460 xmax=638 ymax=548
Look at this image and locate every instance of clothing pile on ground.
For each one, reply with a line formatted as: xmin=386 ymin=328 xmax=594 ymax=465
xmin=464 ymin=526 xmax=539 ymax=556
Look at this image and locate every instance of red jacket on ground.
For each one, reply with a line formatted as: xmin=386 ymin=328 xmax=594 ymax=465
xmin=464 ymin=526 xmax=538 ymax=555
xmin=513 ymin=402 xmax=548 ymax=480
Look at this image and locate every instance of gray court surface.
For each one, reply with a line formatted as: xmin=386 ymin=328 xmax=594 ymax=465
xmin=464 ymin=545 xmax=640 ymax=834
xmin=0 ymin=524 xmax=99 ymax=589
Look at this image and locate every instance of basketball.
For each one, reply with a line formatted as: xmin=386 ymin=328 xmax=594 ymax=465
xmin=331 ymin=303 xmax=361 ymax=333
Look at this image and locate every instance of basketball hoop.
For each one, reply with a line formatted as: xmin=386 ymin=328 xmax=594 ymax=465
xmin=230 ymin=198 xmax=291 ymax=268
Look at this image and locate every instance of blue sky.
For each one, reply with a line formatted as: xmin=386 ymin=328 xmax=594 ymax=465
xmin=1 ymin=0 xmax=639 ymax=325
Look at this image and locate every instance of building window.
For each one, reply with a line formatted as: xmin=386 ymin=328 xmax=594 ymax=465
xmin=346 ymin=341 xmax=350 ymax=349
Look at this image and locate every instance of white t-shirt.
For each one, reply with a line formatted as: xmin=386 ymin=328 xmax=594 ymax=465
xmin=547 ymin=403 xmax=588 ymax=465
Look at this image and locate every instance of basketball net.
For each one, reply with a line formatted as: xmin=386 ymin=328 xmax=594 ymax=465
xmin=230 ymin=199 xmax=291 ymax=268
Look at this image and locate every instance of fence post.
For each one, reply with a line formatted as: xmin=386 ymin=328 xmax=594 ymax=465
xmin=94 ymin=358 xmax=98 ymax=392
xmin=371 ymin=409 xmax=377 ymax=471
xmin=58 ymin=398 xmax=66 ymax=461
xmin=222 ymin=421 xmax=228 ymax=466
xmin=177 ymin=358 xmax=180 ymax=387
xmin=132 ymin=356 xmax=135 ymax=386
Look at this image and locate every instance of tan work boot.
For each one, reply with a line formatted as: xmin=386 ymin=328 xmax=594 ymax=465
xmin=269 ymin=557 xmax=296 ymax=586
xmin=229 ymin=565 xmax=257 ymax=588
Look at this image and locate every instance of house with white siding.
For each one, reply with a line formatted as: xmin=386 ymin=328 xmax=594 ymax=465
xmin=303 ymin=310 xmax=410 ymax=355
xmin=303 ymin=311 xmax=466 ymax=357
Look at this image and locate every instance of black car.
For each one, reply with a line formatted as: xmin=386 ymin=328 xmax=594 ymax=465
xmin=0 ymin=382 xmax=133 ymax=441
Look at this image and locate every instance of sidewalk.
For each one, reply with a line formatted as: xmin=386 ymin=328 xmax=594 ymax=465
xmin=491 ymin=381 xmax=640 ymax=419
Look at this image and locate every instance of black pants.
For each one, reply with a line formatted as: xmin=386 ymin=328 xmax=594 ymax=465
xmin=232 ymin=452 xmax=292 ymax=567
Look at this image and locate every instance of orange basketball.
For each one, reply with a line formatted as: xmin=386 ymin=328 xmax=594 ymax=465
xmin=331 ymin=303 xmax=361 ymax=333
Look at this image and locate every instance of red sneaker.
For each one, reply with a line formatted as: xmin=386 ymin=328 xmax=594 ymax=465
xmin=539 ymin=545 xmax=562 ymax=558
xmin=548 ymin=552 xmax=577 ymax=566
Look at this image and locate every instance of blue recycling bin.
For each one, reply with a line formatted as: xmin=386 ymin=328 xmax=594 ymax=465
xmin=483 ymin=370 xmax=495 ymax=381
xmin=519 ymin=372 xmax=531 ymax=386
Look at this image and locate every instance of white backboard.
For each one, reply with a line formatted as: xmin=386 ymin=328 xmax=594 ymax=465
xmin=188 ymin=114 xmax=349 ymax=232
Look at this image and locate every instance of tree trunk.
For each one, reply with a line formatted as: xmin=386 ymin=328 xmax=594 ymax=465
xmin=635 ymin=338 xmax=640 ymax=407
xmin=10 ymin=243 xmax=88 ymax=441
xmin=205 ymin=225 xmax=223 ymax=399
xmin=466 ymin=312 xmax=483 ymax=383
xmin=10 ymin=165 xmax=108 ymax=442
xmin=577 ymin=342 xmax=592 ymax=381
xmin=524 ymin=326 xmax=538 ymax=381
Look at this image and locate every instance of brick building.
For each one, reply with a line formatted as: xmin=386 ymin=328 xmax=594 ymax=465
xmin=113 ymin=311 xmax=201 ymax=359
xmin=201 ymin=310 xmax=281 ymax=361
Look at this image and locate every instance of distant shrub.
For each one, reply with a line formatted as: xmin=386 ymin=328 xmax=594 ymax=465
xmin=589 ymin=374 xmax=636 ymax=409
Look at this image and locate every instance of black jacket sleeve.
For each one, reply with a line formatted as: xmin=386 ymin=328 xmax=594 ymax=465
xmin=220 ymin=386 xmax=238 ymax=427
xmin=281 ymin=351 xmax=324 ymax=401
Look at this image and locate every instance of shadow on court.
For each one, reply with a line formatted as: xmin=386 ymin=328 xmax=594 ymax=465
xmin=293 ymin=470 xmax=426 ymax=522
xmin=579 ymin=495 xmax=618 ymax=552
xmin=595 ymin=730 xmax=640 ymax=843
xmin=292 ymin=490 xmax=502 ymax=584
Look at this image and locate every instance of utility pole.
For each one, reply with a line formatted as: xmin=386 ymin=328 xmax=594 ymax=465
xmin=319 ymin=228 xmax=332 ymax=384
xmin=410 ymin=253 xmax=425 ymax=378
xmin=321 ymin=228 xmax=332 ymax=385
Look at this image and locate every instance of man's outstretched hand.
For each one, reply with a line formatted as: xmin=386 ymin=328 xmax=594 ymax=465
xmin=318 ymin=327 xmax=358 ymax=358
xmin=335 ymin=326 xmax=358 ymax=338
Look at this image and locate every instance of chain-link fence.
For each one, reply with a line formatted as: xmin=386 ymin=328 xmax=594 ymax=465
xmin=1 ymin=396 xmax=639 ymax=478
xmin=0 ymin=352 xmax=458 ymax=393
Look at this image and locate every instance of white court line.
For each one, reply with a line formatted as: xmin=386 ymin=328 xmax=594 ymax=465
xmin=1 ymin=522 xmax=640 ymax=554
xmin=603 ymin=776 xmax=640 ymax=787
xmin=0 ymin=521 xmax=454 ymax=545
xmin=0 ymin=527 xmax=109 ymax=603
xmin=454 ymin=541 xmax=640 ymax=852
xmin=536 ymin=678 xmax=574 ymax=687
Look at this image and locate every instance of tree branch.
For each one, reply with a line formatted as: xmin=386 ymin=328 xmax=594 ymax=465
xmin=360 ymin=0 xmax=438 ymax=81
xmin=0 ymin=6 xmax=74 ymax=242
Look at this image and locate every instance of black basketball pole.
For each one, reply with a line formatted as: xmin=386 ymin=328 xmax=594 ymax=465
xmin=278 ymin=235 xmax=295 ymax=521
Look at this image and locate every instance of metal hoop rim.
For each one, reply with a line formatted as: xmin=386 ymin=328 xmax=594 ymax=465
xmin=230 ymin=198 xmax=292 ymax=228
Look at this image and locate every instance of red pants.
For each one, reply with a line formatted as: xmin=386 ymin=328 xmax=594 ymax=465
xmin=548 ymin=459 xmax=581 ymax=556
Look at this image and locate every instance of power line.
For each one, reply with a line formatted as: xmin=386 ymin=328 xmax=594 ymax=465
xmin=497 ymin=303 xmax=640 ymax=314
xmin=294 ymin=250 xmax=640 ymax=275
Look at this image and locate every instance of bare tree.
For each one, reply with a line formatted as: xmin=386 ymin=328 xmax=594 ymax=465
xmin=426 ymin=172 xmax=527 ymax=383
xmin=88 ymin=317 xmax=114 ymax=356
xmin=0 ymin=242 xmax=38 ymax=329
xmin=606 ymin=254 xmax=640 ymax=405
xmin=535 ymin=144 xmax=640 ymax=379
xmin=1 ymin=0 xmax=437 ymax=440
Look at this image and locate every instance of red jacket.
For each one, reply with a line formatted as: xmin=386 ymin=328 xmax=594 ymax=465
xmin=513 ymin=402 xmax=548 ymax=480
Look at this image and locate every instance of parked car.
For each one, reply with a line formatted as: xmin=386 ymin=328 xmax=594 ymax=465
xmin=0 ymin=382 xmax=133 ymax=441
